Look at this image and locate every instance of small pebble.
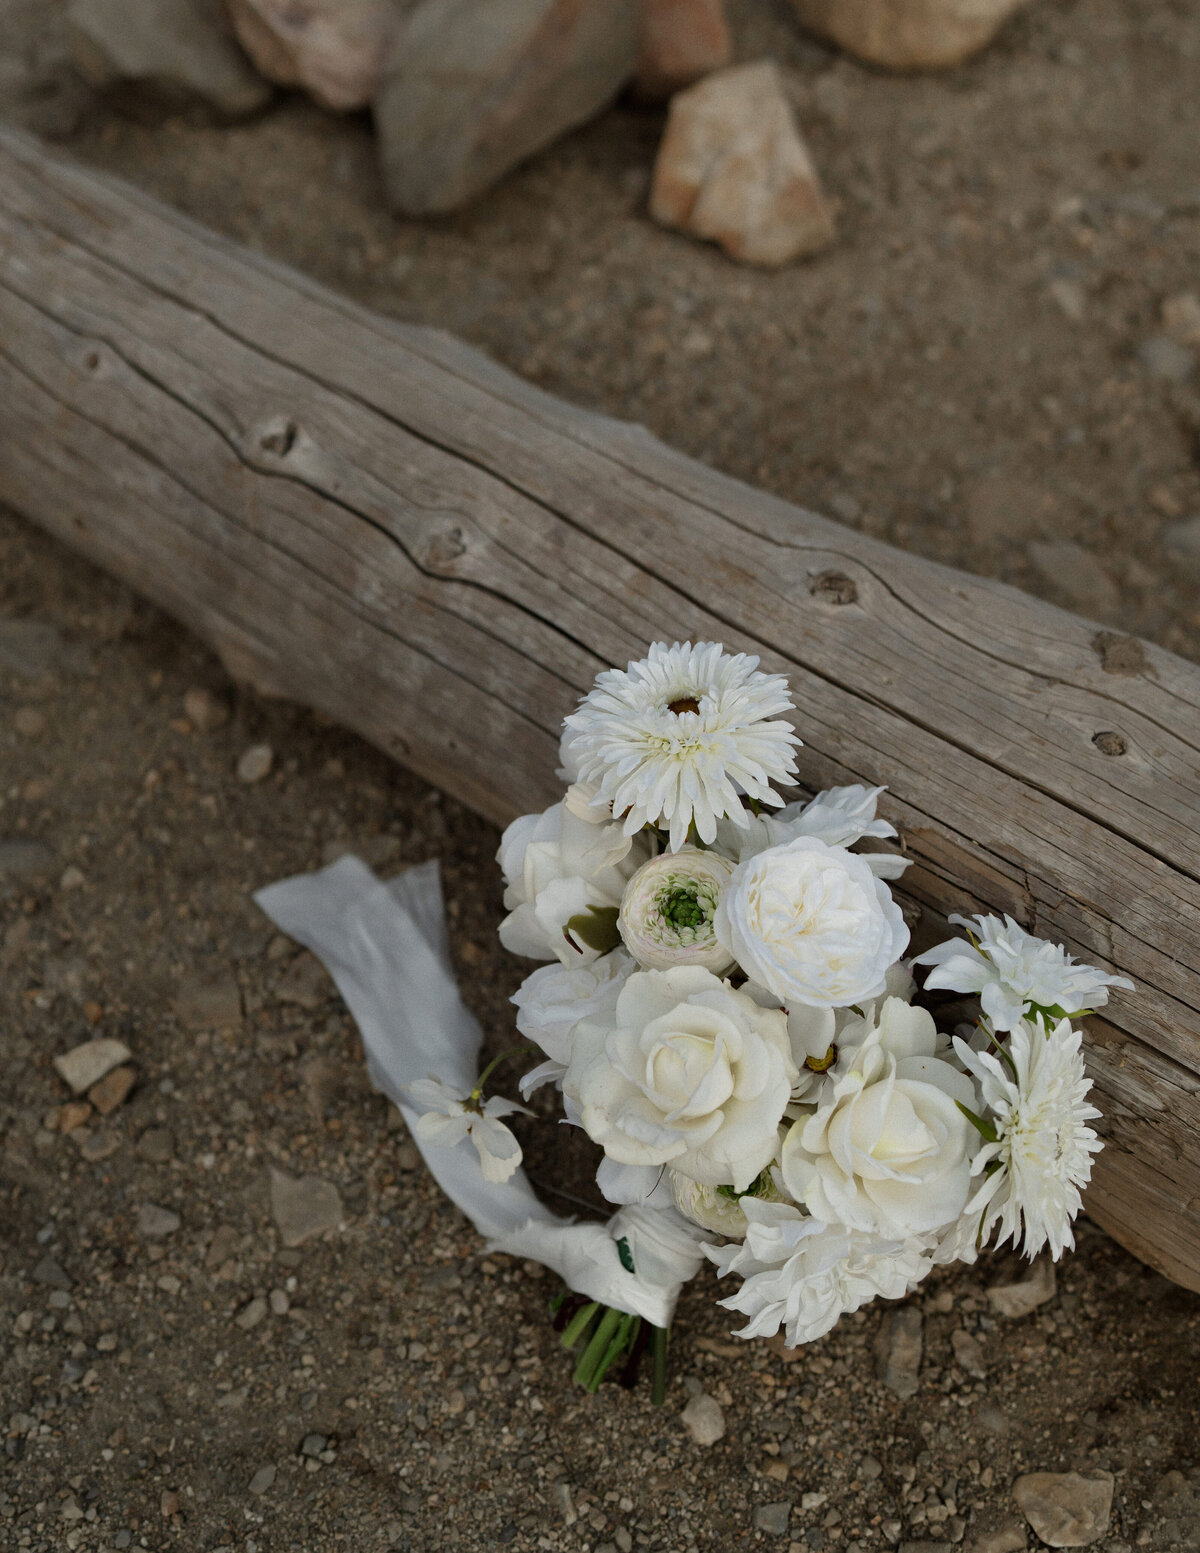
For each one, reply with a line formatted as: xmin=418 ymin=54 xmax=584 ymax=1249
xmin=236 ymin=1296 xmax=269 ymax=1331
xmin=269 ymin=1288 xmax=290 ymax=1316
xmin=88 ymin=1064 xmax=136 ymax=1115
xmin=54 ymin=1037 xmax=132 ymax=1095
xmin=183 ymin=686 xmax=230 ymax=732
xmin=681 ymin=1392 xmax=726 ymax=1446
xmin=237 ymin=743 xmax=274 ymax=783
xmin=137 ymin=1203 xmax=181 ymax=1238
xmin=754 ymin=1501 xmax=793 ymax=1536
xmin=248 ymin=1464 xmax=276 ymax=1496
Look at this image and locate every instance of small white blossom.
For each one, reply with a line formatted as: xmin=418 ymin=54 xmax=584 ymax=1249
xmin=618 ymin=849 xmax=736 ymax=972
xmin=953 ymin=1017 xmax=1102 ymax=1260
xmin=716 ymin=784 xmax=909 ymax=878
xmin=407 ymin=1076 xmax=529 ymax=1184
xmin=914 ymin=913 xmax=1133 ymax=1031
xmin=706 ymin=1199 xmax=934 ymax=1347
xmin=562 ymin=641 xmax=800 ymax=853
xmin=715 ymin=836 xmax=910 ymax=1009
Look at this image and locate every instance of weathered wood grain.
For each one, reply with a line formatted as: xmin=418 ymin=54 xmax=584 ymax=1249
xmin=0 ymin=125 xmax=1196 ymax=1289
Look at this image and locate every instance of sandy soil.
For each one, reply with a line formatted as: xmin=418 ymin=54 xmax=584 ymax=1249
xmin=2 ymin=1 xmax=1200 ymax=1550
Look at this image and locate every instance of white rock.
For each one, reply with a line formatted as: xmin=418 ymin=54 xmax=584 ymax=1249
xmin=226 ymin=0 xmax=398 ymax=111
xmin=786 ymin=0 xmax=1032 ymax=71
xmin=876 ymin=1305 xmax=923 ymax=1397
xmin=269 ymin=1166 xmax=344 ymax=1247
xmin=635 ymin=0 xmax=731 ymax=100
xmin=237 ymin=743 xmax=274 ymax=783
xmin=1013 ymin=1471 xmax=1114 ymax=1547
xmin=66 ymin=0 xmax=271 ymax=117
xmin=650 ymin=61 xmax=835 ymax=267
xmin=987 ymin=1256 xmax=1056 ymax=1319
xmin=54 ymin=1037 xmax=133 ymax=1095
xmin=680 ymin=1391 xmax=725 ymax=1445
xmin=951 ymin=1326 xmax=987 ymax=1378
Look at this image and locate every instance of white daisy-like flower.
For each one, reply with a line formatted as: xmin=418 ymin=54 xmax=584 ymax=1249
xmin=706 ymin=1198 xmax=934 ymax=1347
xmin=952 ymin=1018 xmax=1102 ymax=1260
xmin=407 ymin=1076 xmax=530 ymax=1184
xmin=562 ymin=641 xmax=800 ymax=853
xmin=913 ymin=913 xmax=1133 ymax=1031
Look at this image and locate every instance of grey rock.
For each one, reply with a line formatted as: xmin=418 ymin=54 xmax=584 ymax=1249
xmin=174 ymin=972 xmax=242 ymax=1030
xmin=226 ymin=0 xmax=399 ymax=111
xmin=967 ymin=1519 xmax=1027 ymax=1553
xmin=248 ymin=1463 xmax=277 ymax=1495
xmin=1137 ymin=334 xmax=1195 ymax=383
xmin=31 ymin=1256 xmax=72 ymax=1289
xmin=1163 ymin=516 xmax=1200 ymax=564
xmin=375 ymin=0 xmax=639 ymax=216
xmin=0 ymin=840 xmax=56 ymax=886
xmin=987 ymin=1257 xmax=1056 ymax=1319
xmin=951 ymin=1327 xmax=987 ymax=1378
xmin=1013 ymin=1471 xmax=1114 ymax=1547
xmin=0 ymin=617 xmax=90 ymax=680
xmin=54 ymin=1038 xmax=133 ymax=1095
xmin=275 ymin=951 xmax=331 ymax=1010
xmin=137 ymin=1127 xmax=175 ymax=1164
xmin=877 ymin=1305 xmax=923 ymax=1397
xmin=235 ymin=1295 xmax=269 ymax=1330
xmin=301 ymin=1432 xmax=327 ymax=1456
xmin=137 ymin=1203 xmax=181 ymax=1238
xmin=858 ymin=1454 xmax=883 ymax=1481
xmin=269 ymin=1166 xmax=344 ymax=1247
xmin=236 ymin=742 xmax=274 ymax=783
xmin=1027 ymin=541 xmax=1120 ymax=618
xmin=67 ymin=0 xmax=272 ymax=117
xmin=754 ymin=1501 xmax=793 ymax=1536
xmin=680 ymin=1392 xmax=725 ymax=1445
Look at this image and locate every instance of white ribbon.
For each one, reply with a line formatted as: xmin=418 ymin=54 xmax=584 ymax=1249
xmin=255 ymin=856 xmax=706 ymax=1329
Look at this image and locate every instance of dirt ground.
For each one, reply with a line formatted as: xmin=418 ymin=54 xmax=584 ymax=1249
xmin=2 ymin=0 xmax=1200 ymax=1550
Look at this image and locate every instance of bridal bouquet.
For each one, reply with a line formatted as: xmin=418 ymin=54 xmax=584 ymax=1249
xmin=257 ymin=641 xmax=1129 ymax=1404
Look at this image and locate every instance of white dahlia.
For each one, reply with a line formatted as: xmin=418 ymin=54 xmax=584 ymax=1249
xmin=914 ymin=913 xmax=1133 ymax=1031
xmin=618 ymin=848 xmax=736 ymax=973
xmin=706 ymin=1199 xmax=934 ymax=1347
xmin=562 ymin=641 xmax=800 ymax=853
xmin=953 ymin=1017 xmax=1102 ymax=1260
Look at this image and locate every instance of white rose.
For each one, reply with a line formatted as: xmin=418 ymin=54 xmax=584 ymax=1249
xmin=497 ymin=801 xmax=648 ymax=965
xmin=568 ymin=966 xmax=798 ymax=1190
xmin=511 ymin=950 xmax=635 ymax=1065
xmin=714 ymin=836 xmax=909 ymax=1008
xmin=779 ymin=998 xmax=976 ymax=1236
xmin=618 ymin=849 xmax=736 ymax=973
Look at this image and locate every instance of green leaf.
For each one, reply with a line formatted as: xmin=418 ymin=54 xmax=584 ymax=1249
xmin=616 ymin=1235 xmax=636 ymax=1274
xmin=956 ymin=1100 xmax=999 ymax=1144
xmin=564 ymin=906 xmax=621 ymax=955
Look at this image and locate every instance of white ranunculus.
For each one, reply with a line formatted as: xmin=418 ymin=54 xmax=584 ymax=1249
xmin=706 ymin=1199 xmax=935 ymax=1346
xmin=670 ymin=1166 xmax=785 ymax=1238
xmin=779 ymin=999 xmax=976 ymax=1236
xmin=568 ymin=966 xmax=798 ymax=1190
xmin=497 ymin=801 xmax=649 ymax=965
xmin=714 ymin=836 xmax=910 ymax=1009
xmin=618 ymin=849 xmax=736 ymax=973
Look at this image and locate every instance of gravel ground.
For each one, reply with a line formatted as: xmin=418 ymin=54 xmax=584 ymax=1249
xmin=2 ymin=0 xmax=1200 ymax=1549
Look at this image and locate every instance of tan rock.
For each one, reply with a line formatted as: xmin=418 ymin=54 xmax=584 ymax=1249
xmin=56 ymin=1101 xmax=94 ymax=1132
xmin=635 ymin=0 xmax=731 ymax=100
xmin=375 ymin=0 xmax=639 ymax=216
xmin=183 ymin=686 xmax=229 ymax=732
xmin=1162 ymin=291 xmax=1200 ymax=350
xmin=1013 ymin=1471 xmax=1114 ymax=1547
xmin=88 ymin=1065 xmax=136 ymax=1115
xmin=987 ymin=1255 xmax=1056 ymax=1318
xmin=650 ymin=61 xmax=835 ymax=267
xmin=225 ymin=0 xmax=401 ymax=111
xmin=786 ymin=0 xmax=1031 ymax=71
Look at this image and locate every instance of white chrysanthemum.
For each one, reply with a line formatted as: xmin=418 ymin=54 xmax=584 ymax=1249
xmin=562 ymin=641 xmax=800 ymax=853
xmin=618 ymin=849 xmax=736 ymax=972
xmin=914 ymin=913 xmax=1133 ymax=1032
xmin=706 ymin=1198 xmax=934 ymax=1347
xmin=953 ymin=1018 xmax=1102 ymax=1260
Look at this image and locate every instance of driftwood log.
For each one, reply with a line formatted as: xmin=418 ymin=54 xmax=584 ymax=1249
xmin=0 ymin=125 xmax=1197 ymax=1291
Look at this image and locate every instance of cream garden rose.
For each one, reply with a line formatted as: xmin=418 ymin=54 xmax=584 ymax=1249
xmin=715 ymin=836 xmax=909 ymax=1008
xmin=497 ymin=801 xmax=648 ymax=966
xmin=569 ymin=966 xmax=798 ymax=1190
xmin=618 ymin=849 xmax=736 ymax=973
xmin=779 ymin=998 xmax=976 ymax=1236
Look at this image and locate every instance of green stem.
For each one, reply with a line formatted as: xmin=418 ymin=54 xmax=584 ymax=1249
xmin=587 ymin=1314 xmax=639 ymax=1394
xmin=650 ymin=1325 xmax=669 ymax=1406
xmin=469 ymin=1043 xmax=535 ymax=1105
xmin=559 ymin=1300 xmax=599 ymax=1352
xmin=574 ymin=1306 xmax=623 ymax=1390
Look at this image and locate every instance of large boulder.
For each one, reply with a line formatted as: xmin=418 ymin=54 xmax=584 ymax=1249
xmin=786 ymin=0 xmax=1032 ymax=70
xmin=224 ymin=0 xmax=402 ymax=111
xmin=635 ymin=0 xmax=732 ymax=101
xmin=374 ymin=0 xmax=639 ymax=216
xmin=650 ymin=60 xmax=835 ymax=267
xmin=67 ymin=0 xmax=271 ymax=117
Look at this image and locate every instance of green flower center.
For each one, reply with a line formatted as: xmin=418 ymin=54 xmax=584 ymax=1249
xmin=661 ymin=886 xmax=705 ymax=929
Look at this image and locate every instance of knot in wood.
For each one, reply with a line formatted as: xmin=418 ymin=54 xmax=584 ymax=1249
xmin=809 ymin=570 xmax=858 ymax=605
xmin=257 ymin=416 xmax=300 ymax=458
xmin=1093 ymin=730 xmax=1127 ymax=757
xmin=419 ymin=521 xmax=468 ymax=575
